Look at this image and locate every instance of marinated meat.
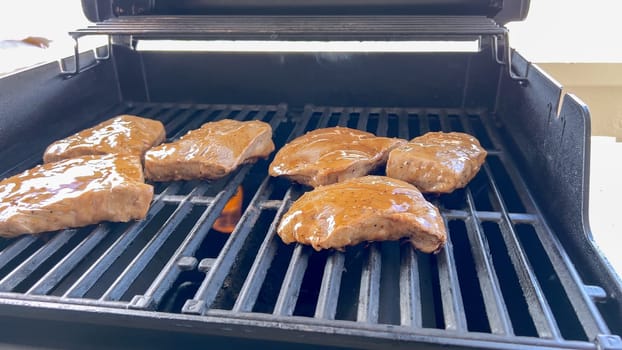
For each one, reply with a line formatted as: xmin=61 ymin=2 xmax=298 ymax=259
xmin=43 ymin=115 xmax=166 ymax=163
xmin=386 ymin=132 xmax=487 ymax=193
xmin=0 ymin=154 xmax=153 ymax=238
xmin=277 ymin=176 xmax=446 ymax=253
xmin=144 ymin=119 xmax=274 ymax=181
xmin=269 ymin=127 xmax=405 ymax=187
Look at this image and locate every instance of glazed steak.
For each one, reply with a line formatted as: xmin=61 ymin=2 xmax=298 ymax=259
xmin=277 ymin=176 xmax=447 ymax=253
xmin=269 ymin=127 xmax=405 ymax=187
xmin=43 ymin=115 xmax=166 ymax=163
xmin=0 ymin=154 xmax=153 ymax=238
xmin=386 ymin=132 xmax=487 ymax=193
xmin=144 ymin=119 xmax=275 ymax=181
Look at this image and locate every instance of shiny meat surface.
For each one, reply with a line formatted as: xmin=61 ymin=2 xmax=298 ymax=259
xmin=0 ymin=154 xmax=153 ymax=238
xmin=386 ymin=132 xmax=487 ymax=193
xmin=144 ymin=119 xmax=275 ymax=181
xmin=43 ymin=115 xmax=166 ymax=163
xmin=277 ymin=176 xmax=446 ymax=253
xmin=269 ymin=127 xmax=405 ymax=187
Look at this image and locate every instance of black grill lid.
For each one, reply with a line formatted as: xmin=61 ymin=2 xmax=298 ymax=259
xmin=81 ymin=0 xmax=530 ymax=24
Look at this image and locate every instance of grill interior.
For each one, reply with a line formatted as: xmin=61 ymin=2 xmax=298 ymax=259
xmin=0 ymin=101 xmax=617 ymax=349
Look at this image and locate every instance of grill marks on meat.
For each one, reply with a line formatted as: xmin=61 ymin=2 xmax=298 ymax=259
xmin=277 ymin=176 xmax=447 ymax=253
xmin=386 ymin=132 xmax=487 ymax=193
xmin=269 ymin=127 xmax=405 ymax=187
xmin=144 ymin=119 xmax=275 ymax=181
xmin=43 ymin=115 xmax=166 ymax=163
xmin=0 ymin=154 xmax=153 ymax=238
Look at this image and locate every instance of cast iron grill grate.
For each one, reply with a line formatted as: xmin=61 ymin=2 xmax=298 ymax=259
xmin=0 ymin=102 xmax=618 ymax=349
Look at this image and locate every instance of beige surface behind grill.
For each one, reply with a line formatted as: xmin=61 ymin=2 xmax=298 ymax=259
xmin=590 ymin=136 xmax=622 ymax=278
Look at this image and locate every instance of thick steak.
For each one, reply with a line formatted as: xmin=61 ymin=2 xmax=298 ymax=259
xmin=0 ymin=154 xmax=153 ymax=237
xmin=277 ymin=176 xmax=446 ymax=253
xmin=144 ymin=119 xmax=275 ymax=181
xmin=386 ymin=132 xmax=487 ymax=193
xmin=269 ymin=127 xmax=405 ymax=187
xmin=43 ymin=115 xmax=166 ymax=163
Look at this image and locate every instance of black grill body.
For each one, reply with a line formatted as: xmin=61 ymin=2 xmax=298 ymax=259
xmin=0 ymin=3 xmax=621 ymax=349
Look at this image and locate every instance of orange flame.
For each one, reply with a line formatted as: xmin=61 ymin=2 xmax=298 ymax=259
xmin=212 ymin=186 xmax=243 ymax=234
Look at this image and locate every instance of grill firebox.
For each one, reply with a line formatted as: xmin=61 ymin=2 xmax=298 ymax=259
xmin=0 ymin=101 xmax=618 ymax=349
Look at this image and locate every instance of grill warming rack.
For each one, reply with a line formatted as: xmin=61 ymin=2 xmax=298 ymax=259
xmin=59 ymin=15 xmax=526 ymax=83
xmin=0 ymin=102 xmax=619 ymax=349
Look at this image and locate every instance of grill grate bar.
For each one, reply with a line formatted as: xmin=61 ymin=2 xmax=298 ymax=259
xmin=357 ymin=245 xmax=382 ymax=323
xmin=399 ymin=245 xmax=422 ymax=327
xmin=440 ymin=109 xmax=513 ymax=334
xmin=0 ymin=292 xmax=127 ymax=308
xmin=475 ymin=114 xmax=611 ymax=339
xmin=180 ymin=104 xmax=292 ymax=314
xmin=0 ymin=229 xmax=77 ymax=292
xmin=100 ymin=183 xmax=211 ymax=301
xmin=26 ymin=225 xmax=111 ymax=296
xmin=259 ymin=200 xmax=284 ymax=210
xmin=356 ymin=110 xmax=369 ymax=131
xmin=62 ymin=183 xmax=182 ymax=298
xmin=419 ymin=110 xmax=467 ymax=332
xmin=530 ymin=223 xmax=611 ymax=339
xmin=160 ymin=195 xmax=214 ymax=204
xmin=230 ymin=107 xmax=315 ymax=312
xmin=397 ymin=109 xmax=410 ymax=139
xmin=464 ymin=189 xmax=514 ymax=335
xmin=484 ymin=125 xmax=610 ymax=338
xmin=314 ymin=252 xmax=345 ymax=320
xmin=235 ymin=108 xmax=252 ymax=121
xmin=162 ymin=106 xmax=203 ymax=138
xmin=355 ymin=108 xmax=385 ymax=324
xmin=419 ymin=110 xmax=430 ymax=134
xmin=337 ymin=111 xmax=349 ymax=127
xmin=0 ymin=236 xmax=38 ymax=271
xmin=270 ymin=105 xmax=335 ymax=317
xmin=397 ymin=111 xmax=421 ymax=327
xmin=273 ymin=244 xmax=310 ymax=316
xmin=441 ymin=210 xmax=538 ymax=223
xmin=483 ymin=163 xmax=562 ymax=339
xmin=182 ymin=177 xmax=276 ymax=314
xmin=316 ymin=107 xmax=331 ymax=129
xmin=376 ymin=109 xmax=389 ymax=137
xmin=143 ymin=103 xmax=189 ymax=124
xmin=136 ymin=170 xmax=253 ymax=310
xmin=232 ymin=188 xmax=294 ymax=313
xmin=436 ymin=218 xmax=468 ymax=331
xmin=460 ymin=113 xmax=562 ymax=338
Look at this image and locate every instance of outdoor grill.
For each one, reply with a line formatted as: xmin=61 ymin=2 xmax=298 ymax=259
xmin=0 ymin=0 xmax=621 ymax=349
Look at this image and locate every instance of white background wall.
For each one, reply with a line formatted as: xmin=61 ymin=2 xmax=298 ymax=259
xmin=508 ymin=0 xmax=622 ymax=63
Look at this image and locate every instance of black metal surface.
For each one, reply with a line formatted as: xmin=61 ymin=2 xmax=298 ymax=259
xmin=0 ymin=52 xmax=119 ymax=174
xmin=81 ymin=0 xmax=529 ymax=24
xmin=499 ymin=51 xmax=622 ymax=337
xmin=0 ymin=102 xmax=619 ymax=349
xmin=130 ymin=47 xmax=500 ymax=109
xmin=71 ymin=15 xmax=504 ymax=41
